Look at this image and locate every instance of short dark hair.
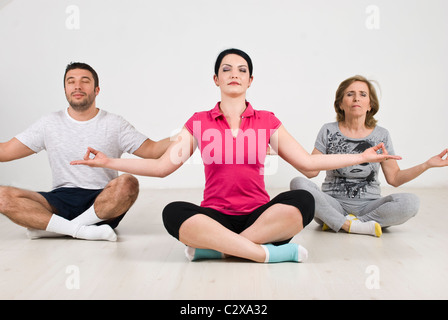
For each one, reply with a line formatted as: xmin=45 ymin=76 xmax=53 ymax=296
xmin=64 ymin=62 xmax=99 ymax=88
xmin=214 ymin=48 xmax=253 ymax=77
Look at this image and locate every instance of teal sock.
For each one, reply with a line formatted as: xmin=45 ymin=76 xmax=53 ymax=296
xmin=185 ymin=247 xmax=224 ymax=261
xmin=261 ymin=243 xmax=308 ymax=263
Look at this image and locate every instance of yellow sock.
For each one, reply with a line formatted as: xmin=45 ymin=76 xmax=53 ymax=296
xmin=348 ymin=220 xmax=382 ymax=237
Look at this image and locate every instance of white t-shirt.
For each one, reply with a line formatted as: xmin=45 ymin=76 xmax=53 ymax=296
xmin=15 ymin=108 xmax=148 ymax=190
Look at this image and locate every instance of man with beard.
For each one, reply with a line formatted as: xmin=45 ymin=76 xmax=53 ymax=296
xmin=0 ymin=62 xmax=170 ymax=241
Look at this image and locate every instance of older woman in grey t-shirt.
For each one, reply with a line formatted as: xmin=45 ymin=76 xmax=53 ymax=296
xmin=290 ymin=75 xmax=448 ymax=237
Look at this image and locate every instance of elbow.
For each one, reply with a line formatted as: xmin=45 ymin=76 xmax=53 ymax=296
xmin=155 ymin=166 xmax=175 ymax=178
xmin=158 ymin=172 xmax=170 ymax=178
xmin=305 ymin=172 xmax=319 ymax=179
xmin=297 ymin=162 xmax=320 ymax=178
xmin=386 ymin=179 xmax=401 ymax=188
xmin=154 ymin=170 xmax=169 ymax=178
xmin=0 ymin=150 xmax=6 ymax=162
xmin=301 ymin=170 xmax=319 ymax=179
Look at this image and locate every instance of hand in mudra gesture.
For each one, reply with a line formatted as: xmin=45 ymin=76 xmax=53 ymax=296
xmin=362 ymin=143 xmax=401 ymax=163
xmin=71 ymin=147 xmax=110 ymax=167
xmin=425 ymin=148 xmax=448 ymax=168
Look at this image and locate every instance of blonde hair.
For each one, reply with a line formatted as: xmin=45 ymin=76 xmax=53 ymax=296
xmin=334 ymin=75 xmax=380 ymax=128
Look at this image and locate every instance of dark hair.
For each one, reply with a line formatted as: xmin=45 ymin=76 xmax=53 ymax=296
xmin=64 ymin=62 xmax=99 ymax=88
xmin=214 ymin=48 xmax=253 ymax=77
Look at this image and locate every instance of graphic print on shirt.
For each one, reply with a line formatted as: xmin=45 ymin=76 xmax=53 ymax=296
xmin=326 ymin=130 xmax=377 ymax=199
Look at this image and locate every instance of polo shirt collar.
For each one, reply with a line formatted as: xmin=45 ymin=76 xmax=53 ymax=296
xmin=211 ymin=101 xmax=255 ymax=119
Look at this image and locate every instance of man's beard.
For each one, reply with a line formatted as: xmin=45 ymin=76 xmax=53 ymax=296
xmin=67 ymin=92 xmax=96 ymax=111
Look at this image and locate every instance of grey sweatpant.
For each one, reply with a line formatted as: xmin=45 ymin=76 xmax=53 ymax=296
xmin=290 ymin=177 xmax=420 ymax=232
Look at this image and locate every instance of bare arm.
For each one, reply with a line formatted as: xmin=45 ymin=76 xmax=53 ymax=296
xmin=132 ymin=137 xmax=173 ymax=159
xmin=267 ymin=144 xmax=323 ymax=178
xmin=270 ymin=125 xmax=400 ymax=172
xmin=0 ymin=138 xmax=35 ymax=162
xmin=381 ymin=148 xmax=448 ymax=187
xmin=298 ymin=147 xmax=324 ymax=178
xmin=71 ymin=127 xmax=196 ymax=178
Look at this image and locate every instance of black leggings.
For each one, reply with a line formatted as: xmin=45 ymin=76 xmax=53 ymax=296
xmin=162 ymin=190 xmax=314 ymax=246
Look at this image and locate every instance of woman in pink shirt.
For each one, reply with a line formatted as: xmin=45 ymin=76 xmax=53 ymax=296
xmin=72 ymin=49 xmax=399 ymax=263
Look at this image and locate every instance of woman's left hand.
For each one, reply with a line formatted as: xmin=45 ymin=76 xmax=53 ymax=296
xmin=426 ymin=148 xmax=448 ymax=168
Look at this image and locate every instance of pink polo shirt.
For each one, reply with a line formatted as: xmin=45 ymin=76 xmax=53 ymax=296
xmin=185 ymin=102 xmax=282 ymax=215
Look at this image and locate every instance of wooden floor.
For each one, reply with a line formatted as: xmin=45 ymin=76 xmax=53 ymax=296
xmin=0 ymin=187 xmax=447 ymax=300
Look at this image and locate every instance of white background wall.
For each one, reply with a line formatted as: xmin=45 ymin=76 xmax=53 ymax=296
xmin=1 ymin=0 xmax=447 ymax=191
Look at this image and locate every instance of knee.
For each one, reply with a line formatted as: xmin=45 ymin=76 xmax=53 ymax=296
xmin=162 ymin=201 xmax=192 ymax=225
xmin=280 ymin=191 xmax=315 ymax=230
xmin=162 ymin=201 xmax=178 ymax=223
xmin=387 ymin=193 xmax=420 ymax=223
xmin=401 ymin=193 xmax=420 ymax=218
xmin=162 ymin=202 xmax=190 ymax=239
xmin=115 ymin=174 xmax=140 ymax=198
xmin=290 ymin=176 xmax=312 ymax=191
xmin=0 ymin=186 xmax=17 ymax=212
xmin=290 ymin=190 xmax=315 ymax=227
xmin=290 ymin=176 xmax=304 ymax=190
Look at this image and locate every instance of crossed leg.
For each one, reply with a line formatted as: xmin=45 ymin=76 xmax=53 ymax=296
xmin=178 ymin=203 xmax=305 ymax=263
xmin=0 ymin=187 xmax=54 ymax=229
xmin=91 ymin=174 xmax=139 ymax=221
xmin=0 ymin=174 xmax=139 ymax=240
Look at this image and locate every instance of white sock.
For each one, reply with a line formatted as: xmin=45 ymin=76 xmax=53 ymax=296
xmin=70 ymin=205 xmax=104 ymax=226
xmin=26 ymin=229 xmax=64 ymax=239
xmin=46 ymin=214 xmax=79 ymax=236
xmin=29 ymin=205 xmax=106 ymax=239
xmin=76 ymin=224 xmax=117 ymax=241
xmin=349 ymin=219 xmax=382 ymax=237
xmin=46 ymin=214 xmax=116 ymax=241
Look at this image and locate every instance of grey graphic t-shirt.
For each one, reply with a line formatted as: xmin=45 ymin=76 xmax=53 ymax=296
xmin=315 ymin=122 xmax=395 ymax=200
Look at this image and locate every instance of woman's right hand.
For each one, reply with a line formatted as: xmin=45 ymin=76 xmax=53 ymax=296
xmin=70 ymin=147 xmax=109 ymax=167
xmin=362 ymin=143 xmax=402 ymax=163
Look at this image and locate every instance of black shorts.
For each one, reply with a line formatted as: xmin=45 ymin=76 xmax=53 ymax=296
xmin=38 ymin=187 xmax=125 ymax=229
xmin=162 ymin=190 xmax=314 ymax=246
